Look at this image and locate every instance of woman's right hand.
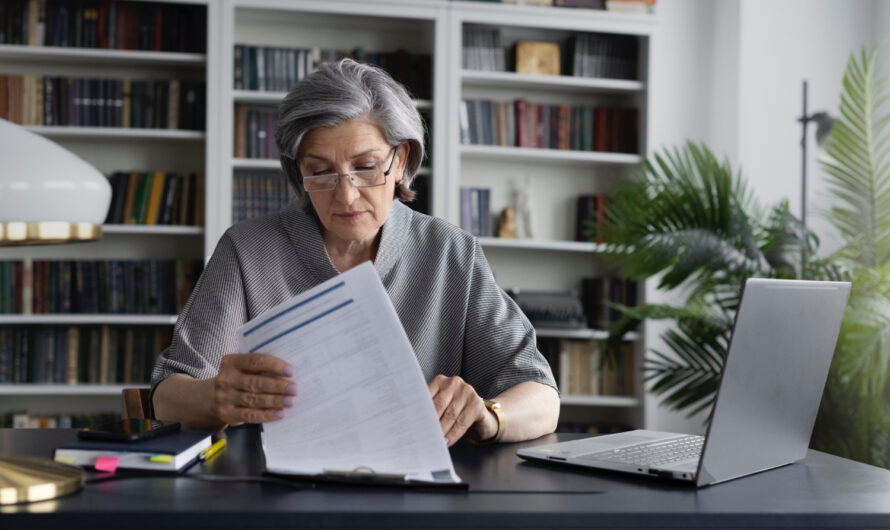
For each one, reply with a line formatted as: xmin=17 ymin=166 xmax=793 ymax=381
xmin=211 ymin=353 xmax=296 ymax=426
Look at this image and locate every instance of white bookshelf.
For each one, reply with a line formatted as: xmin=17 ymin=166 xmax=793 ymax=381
xmin=449 ymin=2 xmax=655 ymax=430
xmin=536 ymin=328 xmax=640 ymax=341
xmin=101 ymin=225 xmax=205 ymax=236
xmin=0 ymin=315 xmax=178 ymax=325
xmin=460 ymin=144 xmax=642 ymax=165
xmin=461 ymin=69 xmax=645 ymax=93
xmin=0 ymin=44 xmax=206 ymax=66
xmin=24 ymin=126 xmax=206 ymax=141
xmin=0 ymin=384 xmax=142 ymax=396
xmin=561 ymin=395 xmax=640 ymax=407
xmin=0 ymin=0 xmax=214 ymax=421
xmin=478 ymin=237 xmax=603 ymax=253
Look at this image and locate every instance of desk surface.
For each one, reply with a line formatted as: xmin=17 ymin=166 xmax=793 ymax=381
xmin=3 ymin=426 xmax=890 ymax=529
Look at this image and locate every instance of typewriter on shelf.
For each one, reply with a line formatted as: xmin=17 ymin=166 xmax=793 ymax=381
xmin=506 ymin=289 xmax=586 ymax=329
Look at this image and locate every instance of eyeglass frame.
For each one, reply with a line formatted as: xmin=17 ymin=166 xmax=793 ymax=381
xmin=301 ymin=146 xmax=399 ymax=193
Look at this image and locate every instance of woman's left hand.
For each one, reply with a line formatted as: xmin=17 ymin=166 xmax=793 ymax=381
xmin=428 ymin=375 xmax=498 ymax=447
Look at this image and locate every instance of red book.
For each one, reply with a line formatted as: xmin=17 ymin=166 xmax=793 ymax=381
xmin=515 ymin=99 xmax=527 ymax=148
xmin=97 ymin=3 xmax=108 ymax=49
xmin=558 ymin=104 xmax=570 ymax=150
xmin=154 ymin=6 xmax=162 ymax=51
xmin=594 ymin=106 xmax=609 ymax=151
xmin=595 ymin=193 xmax=609 ymax=243
xmin=115 ymin=3 xmax=138 ymax=50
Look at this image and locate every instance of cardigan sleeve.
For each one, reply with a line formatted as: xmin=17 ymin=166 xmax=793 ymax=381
xmin=150 ymin=233 xmax=249 ymax=393
xmin=460 ymin=240 xmax=558 ymax=399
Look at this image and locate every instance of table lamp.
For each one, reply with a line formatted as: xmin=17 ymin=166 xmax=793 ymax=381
xmin=0 ymin=118 xmax=111 ymax=246
xmin=0 ymin=117 xmax=112 ymax=503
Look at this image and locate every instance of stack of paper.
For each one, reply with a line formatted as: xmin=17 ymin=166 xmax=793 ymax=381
xmin=237 ymin=262 xmax=460 ymax=485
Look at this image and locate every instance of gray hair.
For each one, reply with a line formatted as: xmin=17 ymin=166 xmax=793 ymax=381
xmin=275 ymin=59 xmax=425 ymax=207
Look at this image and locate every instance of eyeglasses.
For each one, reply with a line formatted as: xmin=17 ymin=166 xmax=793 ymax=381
xmin=302 ymin=146 xmax=398 ymax=193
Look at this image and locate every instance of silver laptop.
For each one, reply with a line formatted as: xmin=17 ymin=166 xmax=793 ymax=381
xmin=518 ymin=278 xmax=851 ymax=487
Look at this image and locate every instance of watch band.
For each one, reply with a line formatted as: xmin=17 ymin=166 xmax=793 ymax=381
xmin=469 ymin=400 xmax=505 ymax=445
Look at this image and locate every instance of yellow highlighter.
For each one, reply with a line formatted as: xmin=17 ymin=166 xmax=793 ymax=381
xmin=198 ymin=439 xmax=226 ymax=462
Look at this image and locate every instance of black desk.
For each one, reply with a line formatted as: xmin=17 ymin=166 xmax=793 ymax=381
xmin=3 ymin=426 xmax=890 ymax=529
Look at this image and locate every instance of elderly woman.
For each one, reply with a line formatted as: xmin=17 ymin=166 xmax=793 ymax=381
xmin=151 ymin=59 xmax=559 ymax=446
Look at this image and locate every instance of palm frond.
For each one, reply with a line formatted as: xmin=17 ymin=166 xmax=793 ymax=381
xmin=820 ymin=46 xmax=890 ymax=266
xmin=602 ymin=142 xmax=769 ymax=288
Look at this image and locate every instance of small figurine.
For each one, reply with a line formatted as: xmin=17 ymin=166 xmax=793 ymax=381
xmin=498 ymin=207 xmax=517 ymax=238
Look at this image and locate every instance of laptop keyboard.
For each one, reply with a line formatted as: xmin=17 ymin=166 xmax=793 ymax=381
xmin=584 ymin=434 xmax=704 ymax=467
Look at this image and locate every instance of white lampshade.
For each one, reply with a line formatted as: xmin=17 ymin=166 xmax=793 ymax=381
xmin=0 ymin=118 xmax=111 ymax=246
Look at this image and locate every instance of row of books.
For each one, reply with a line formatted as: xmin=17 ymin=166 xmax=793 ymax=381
xmin=0 ymin=259 xmax=202 ymax=315
xmin=0 ymin=74 xmax=206 ymax=130
xmin=233 ymin=172 xmax=295 ymax=225
xmin=540 ymin=339 xmax=636 ymax=396
xmin=1 ymin=411 xmax=118 ymax=429
xmin=234 ymin=105 xmax=278 ymax=159
xmin=462 ymin=27 xmax=639 ymax=80
xmin=234 ymin=44 xmax=433 ymax=100
xmin=234 ymin=44 xmax=314 ymax=94
xmin=460 ymin=98 xmax=639 ymax=153
xmin=0 ymin=325 xmax=171 ymax=385
xmin=569 ymin=32 xmax=639 ymax=80
xmin=576 ymin=193 xmax=609 ymax=242
xmin=581 ymin=276 xmax=638 ymax=329
xmin=459 ymin=187 xmax=494 ymax=237
xmin=105 ymin=171 xmax=204 ymax=226
xmin=462 ymin=26 xmax=506 ymax=72
xmin=0 ymin=0 xmax=206 ymax=52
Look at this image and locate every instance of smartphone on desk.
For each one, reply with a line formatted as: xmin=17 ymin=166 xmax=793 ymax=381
xmin=77 ymin=419 xmax=181 ymax=442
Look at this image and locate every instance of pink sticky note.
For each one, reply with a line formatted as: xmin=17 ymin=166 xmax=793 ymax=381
xmin=95 ymin=456 xmax=119 ymax=473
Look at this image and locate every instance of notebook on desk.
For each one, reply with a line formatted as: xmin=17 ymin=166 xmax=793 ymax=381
xmin=518 ymin=278 xmax=851 ymax=487
xmin=54 ymin=429 xmax=213 ymax=472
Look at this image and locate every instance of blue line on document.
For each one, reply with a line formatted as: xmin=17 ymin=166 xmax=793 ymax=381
xmin=243 ymin=281 xmax=346 ymax=336
xmin=250 ymin=299 xmax=354 ymax=353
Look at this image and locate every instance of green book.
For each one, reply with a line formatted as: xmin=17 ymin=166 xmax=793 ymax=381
xmin=134 ymin=172 xmax=153 ymax=224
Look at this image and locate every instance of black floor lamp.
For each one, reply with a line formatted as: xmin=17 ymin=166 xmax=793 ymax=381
xmin=797 ymin=80 xmax=835 ymax=275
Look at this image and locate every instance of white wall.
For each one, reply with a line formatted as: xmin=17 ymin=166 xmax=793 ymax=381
xmin=645 ymin=0 xmax=879 ymax=434
xmin=737 ymin=0 xmax=875 ymax=254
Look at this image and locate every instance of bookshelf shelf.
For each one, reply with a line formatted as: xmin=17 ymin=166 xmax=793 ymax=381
xmin=460 ymin=144 xmax=642 ymax=165
xmin=0 ymin=44 xmax=206 ymax=66
xmin=102 ymin=225 xmax=204 ymax=236
xmin=461 ymin=70 xmax=645 ymax=93
xmin=233 ymin=90 xmax=285 ymax=104
xmin=536 ymin=328 xmax=640 ymax=341
xmin=232 ymin=158 xmax=281 ymax=170
xmin=233 ymin=90 xmax=432 ymax=110
xmin=0 ymin=384 xmax=140 ymax=396
xmin=478 ymin=237 xmax=603 ymax=253
xmin=25 ymin=126 xmax=206 ymax=141
xmin=0 ymin=315 xmax=178 ymax=325
xmin=560 ymin=394 xmax=640 ymax=407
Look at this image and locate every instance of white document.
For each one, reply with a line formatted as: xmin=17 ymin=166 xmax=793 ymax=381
xmin=236 ymin=261 xmax=460 ymax=484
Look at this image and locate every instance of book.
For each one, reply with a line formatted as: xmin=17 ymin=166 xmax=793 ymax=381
xmin=54 ymin=429 xmax=213 ymax=472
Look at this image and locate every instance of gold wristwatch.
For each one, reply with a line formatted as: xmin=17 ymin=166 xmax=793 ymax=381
xmin=470 ymin=400 xmax=506 ymax=445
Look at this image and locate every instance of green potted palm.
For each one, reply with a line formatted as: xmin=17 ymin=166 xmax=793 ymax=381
xmin=810 ymin=47 xmax=890 ymax=467
xmin=600 ymin=47 xmax=890 ymax=468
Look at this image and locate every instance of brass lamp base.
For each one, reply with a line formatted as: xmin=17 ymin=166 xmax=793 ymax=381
xmin=0 ymin=456 xmax=84 ymax=505
xmin=0 ymin=222 xmax=102 ymax=246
